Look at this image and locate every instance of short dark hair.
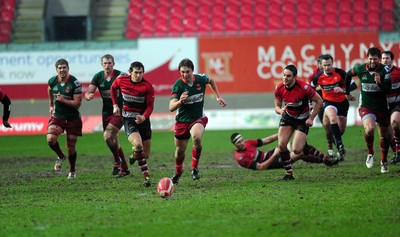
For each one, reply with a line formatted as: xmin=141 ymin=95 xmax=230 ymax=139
xmin=321 ymin=54 xmax=334 ymax=61
xmin=178 ymin=58 xmax=194 ymax=71
xmin=317 ymin=54 xmax=324 ymax=64
xmin=367 ymin=47 xmax=382 ymax=59
xmin=284 ymin=64 xmax=297 ymax=77
xmin=382 ymin=51 xmax=394 ymax=60
xmin=129 ymin=61 xmax=145 ymax=73
xmin=230 ymin=133 xmax=242 ymax=144
xmin=101 ymin=54 xmax=115 ymax=63
xmin=55 ymin=59 xmax=69 ymax=68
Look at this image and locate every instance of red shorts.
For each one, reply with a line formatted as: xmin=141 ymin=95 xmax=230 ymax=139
xmin=358 ymin=107 xmax=390 ymax=127
xmin=48 ymin=116 xmax=82 ymax=136
xmin=102 ymin=114 xmax=123 ymax=131
xmin=174 ymin=116 xmax=208 ymax=140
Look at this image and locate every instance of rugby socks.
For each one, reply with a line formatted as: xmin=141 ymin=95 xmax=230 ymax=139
xmin=68 ymin=152 xmax=77 ymax=172
xmin=135 ymin=151 xmax=149 ymax=177
xmin=364 ymin=133 xmax=374 ymax=155
xmin=49 ymin=141 xmax=65 ymax=159
xmin=390 ymin=138 xmax=396 ymax=152
xmin=281 ymin=151 xmax=293 ymax=176
xmin=380 ymin=139 xmax=389 ymax=162
xmin=331 ymin=123 xmax=344 ymax=149
xmin=119 ymin=147 xmax=129 ymax=170
xmin=305 ymin=145 xmax=326 ymax=163
xmin=191 ymin=146 xmax=202 ymax=170
xmin=175 ymin=158 xmax=184 ymax=175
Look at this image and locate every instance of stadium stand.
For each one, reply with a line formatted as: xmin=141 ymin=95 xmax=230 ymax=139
xmin=125 ymin=0 xmax=398 ymax=39
xmin=0 ymin=0 xmax=397 ymax=43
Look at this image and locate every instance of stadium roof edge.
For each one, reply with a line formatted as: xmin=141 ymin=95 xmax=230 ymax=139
xmin=0 ymin=40 xmax=138 ymax=52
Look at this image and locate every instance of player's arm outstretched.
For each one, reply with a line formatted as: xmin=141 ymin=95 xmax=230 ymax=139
xmin=208 ymin=78 xmax=227 ymax=107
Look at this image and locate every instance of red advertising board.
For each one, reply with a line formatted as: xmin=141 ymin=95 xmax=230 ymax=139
xmin=199 ymin=32 xmax=399 ymax=94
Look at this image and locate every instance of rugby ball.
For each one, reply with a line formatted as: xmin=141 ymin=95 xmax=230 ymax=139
xmin=157 ymin=177 xmax=174 ymax=198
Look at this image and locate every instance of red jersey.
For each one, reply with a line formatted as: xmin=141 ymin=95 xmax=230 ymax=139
xmin=275 ymin=80 xmax=316 ymax=120
xmin=387 ymin=65 xmax=400 ymax=105
xmin=311 ymin=68 xmax=347 ymax=103
xmin=233 ymin=139 xmax=274 ymax=169
xmin=0 ymin=88 xmax=6 ymax=101
xmin=307 ymin=67 xmax=321 ymax=84
xmin=110 ymin=74 xmax=155 ymax=119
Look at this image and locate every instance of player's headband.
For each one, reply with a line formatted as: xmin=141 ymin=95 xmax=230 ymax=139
xmin=230 ymin=133 xmax=242 ymax=144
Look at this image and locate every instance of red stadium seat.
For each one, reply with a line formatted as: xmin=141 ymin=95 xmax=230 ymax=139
xmin=154 ymin=17 xmax=169 ymax=36
xmin=198 ymin=5 xmax=212 ymax=18
xmin=339 ymin=0 xmax=352 ymax=14
xmin=168 ymin=17 xmax=184 ymax=35
xmin=225 ymin=15 xmax=239 ymax=33
xmin=226 ymin=3 xmax=240 ymax=17
xmin=170 ymin=6 xmax=184 ymax=19
xmin=282 ymin=14 xmax=296 ymax=31
xmin=297 ymin=13 xmax=310 ymax=31
xmin=352 ymin=11 xmax=366 ymax=30
xmin=267 ymin=14 xmax=281 ymax=31
xmin=197 ymin=15 xmax=211 ymax=34
xmin=269 ymin=1 xmax=282 ymax=14
xmin=140 ymin=18 xmax=154 ymax=37
xmin=309 ymin=13 xmax=324 ymax=31
xmin=211 ymin=16 xmax=225 ymax=34
xmin=254 ymin=15 xmax=267 ymax=32
xmin=239 ymin=15 xmax=253 ymax=32
xmin=0 ymin=33 xmax=10 ymax=43
xmin=338 ymin=12 xmax=352 ymax=30
xmin=381 ymin=0 xmax=394 ymax=11
xmin=297 ymin=0 xmax=309 ymax=15
xmin=2 ymin=0 xmax=16 ymax=11
xmin=157 ymin=6 xmax=170 ymax=20
xmin=0 ymin=21 xmax=12 ymax=35
xmin=182 ymin=17 xmax=197 ymax=35
xmin=324 ymin=12 xmax=338 ymax=31
xmin=240 ymin=3 xmax=253 ymax=18
xmin=1 ymin=8 xmax=14 ymax=23
xmin=381 ymin=11 xmax=395 ymax=31
xmin=254 ymin=2 xmax=268 ymax=17
xmin=367 ymin=11 xmax=380 ymax=30
xmin=128 ymin=6 xmax=142 ymax=20
xmin=325 ymin=1 xmax=338 ymax=15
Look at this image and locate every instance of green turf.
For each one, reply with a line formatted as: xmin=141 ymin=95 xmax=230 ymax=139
xmin=0 ymin=126 xmax=399 ymax=237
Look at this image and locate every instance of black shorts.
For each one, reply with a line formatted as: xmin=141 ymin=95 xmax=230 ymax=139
xmin=323 ymin=100 xmax=350 ymax=117
xmin=123 ymin=117 xmax=152 ymax=141
xmin=279 ymin=113 xmax=309 ymax=135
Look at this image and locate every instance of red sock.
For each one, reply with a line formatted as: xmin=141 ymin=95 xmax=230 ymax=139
xmin=49 ymin=141 xmax=65 ymax=158
xmin=365 ymin=133 xmax=374 ymax=154
xmin=281 ymin=151 xmax=293 ymax=176
xmin=175 ymin=158 xmax=184 ymax=174
xmin=394 ymin=131 xmax=400 ymax=153
xmin=380 ymin=139 xmax=389 ymax=162
xmin=191 ymin=147 xmax=202 ymax=170
xmin=119 ymin=147 xmax=128 ymax=170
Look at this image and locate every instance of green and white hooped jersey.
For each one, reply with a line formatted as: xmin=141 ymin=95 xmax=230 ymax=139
xmin=170 ymin=74 xmax=210 ymax=122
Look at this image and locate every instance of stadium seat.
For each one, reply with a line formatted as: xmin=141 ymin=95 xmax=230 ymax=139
xmin=240 ymin=3 xmax=253 ymax=18
xmin=324 ymin=12 xmax=338 ymax=31
xmin=325 ymin=1 xmax=338 ymax=15
xmin=1 ymin=8 xmax=14 ymax=23
xmin=254 ymin=15 xmax=267 ymax=32
xmin=254 ymin=2 xmax=268 ymax=17
xmin=197 ymin=15 xmax=211 ymax=34
xmin=2 ymin=0 xmax=16 ymax=11
xmin=367 ymin=11 xmax=380 ymax=30
xmin=267 ymin=14 xmax=281 ymax=31
xmin=128 ymin=6 xmax=142 ymax=20
xmin=182 ymin=17 xmax=197 ymax=35
xmin=141 ymin=18 xmax=154 ymax=37
xmin=297 ymin=0 xmax=309 ymax=15
xmin=0 ymin=21 xmax=12 ymax=35
xmin=170 ymin=6 xmax=184 ymax=19
xmin=0 ymin=33 xmax=10 ymax=43
xmin=339 ymin=0 xmax=352 ymax=14
xmin=381 ymin=0 xmax=394 ymax=11
xmin=239 ymin=15 xmax=253 ymax=32
xmin=352 ymin=11 xmax=366 ymax=30
xmin=309 ymin=13 xmax=324 ymax=31
xmin=225 ymin=15 xmax=239 ymax=33
xmin=338 ymin=12 xmax=352 ymax=30
xmin=198 ymin=5 xmax=212 ymax=18
xmin=381 ymin=11 xmax=395 ymax=31
xmin=297 ymin=13 xmax=310 ymax=31
xmin=269 ymin=1 xmax=282 ymax=14
xmin=282 ymin=14 xmax=296 ymax=31
xmin=142 ymin=6 xmax=156 ymax=20
xmin=226 ymin=3 xmax=240 ymax=17
xmin=211 ymin=16 xmax=225 ymax=34
xmin=154 ymin=17 xmax=169 ymax=36
xmin=157 ymin=6 xmax=170 ymax=20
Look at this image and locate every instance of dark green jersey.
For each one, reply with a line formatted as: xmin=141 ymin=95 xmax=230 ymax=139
xmin=170 ymin=74 xmax=210 ymax=122
xmin=48 ymin=75 xmax=82 ymax=120
xmin=347 ymin=63 xmax=391 ymax=111
xmin=90 ymin=69 xmax=122 ymax=116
